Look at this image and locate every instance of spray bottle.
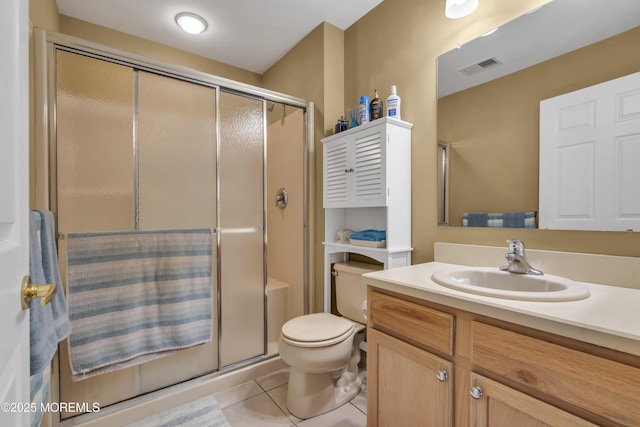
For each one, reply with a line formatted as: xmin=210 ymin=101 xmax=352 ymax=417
xmin=359 ymin=95 xmax=370 ymax=125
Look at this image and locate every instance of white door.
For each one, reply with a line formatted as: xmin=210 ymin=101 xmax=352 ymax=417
xmin=0 ymin=0 xmax=31 ymax=425
xmin=540 ymin=71 xmax=640 ymax=231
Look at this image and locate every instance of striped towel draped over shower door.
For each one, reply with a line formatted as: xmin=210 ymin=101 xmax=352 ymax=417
xmin=65 ymin=229 xmax=214 ymax=381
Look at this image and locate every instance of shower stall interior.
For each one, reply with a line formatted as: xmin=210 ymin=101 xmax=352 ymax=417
xmin=36 ymin=31 xmax=310 ymax=421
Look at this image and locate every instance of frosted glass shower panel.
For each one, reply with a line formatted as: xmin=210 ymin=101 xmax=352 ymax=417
xmin=56 ymin=51 xmax=134 ymax=233
xmin=137 ymin=72 xmax=219 ymax=390
xmin=138 ymin=72 xmax=217 ymax=229
xmin=219 ymin=91 xmax=265 ymax=367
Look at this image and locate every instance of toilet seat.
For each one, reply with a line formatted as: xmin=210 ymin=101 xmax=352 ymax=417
xmin=281 ymin=313 xmax=357 ymax=348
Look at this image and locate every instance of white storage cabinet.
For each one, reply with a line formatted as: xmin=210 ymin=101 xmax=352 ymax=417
xmin=322 ymin=117 xmax=413 ymax=312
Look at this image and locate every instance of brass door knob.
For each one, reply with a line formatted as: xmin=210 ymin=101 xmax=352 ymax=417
xmin=21 ymin=275 xmax=57 ymax=310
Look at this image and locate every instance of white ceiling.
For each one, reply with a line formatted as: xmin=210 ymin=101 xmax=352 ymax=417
xmin=56 ymin=0 xmax=383 ymax=74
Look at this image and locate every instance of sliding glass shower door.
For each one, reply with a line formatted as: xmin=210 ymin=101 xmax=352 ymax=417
xmin=218 ymin=92 xmax=265 ymax=367
xmin=53 ymin=49 xmax=266 ymax=417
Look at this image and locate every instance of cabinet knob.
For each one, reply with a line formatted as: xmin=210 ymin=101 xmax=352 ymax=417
xmin=469 ymin=386 xmax=483 ymax=400
xmin=435 ymin=370 xmax=448 ymax=382
xmin=344 ymin=168 xmax=354 ymax=173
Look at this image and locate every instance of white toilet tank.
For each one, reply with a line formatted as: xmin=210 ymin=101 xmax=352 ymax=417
xmin=333 ymin=261 xmax=382 ymax=323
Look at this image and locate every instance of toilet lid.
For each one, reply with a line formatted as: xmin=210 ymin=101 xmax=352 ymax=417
xmin=281 ymin=313 xmax=355 ymax=343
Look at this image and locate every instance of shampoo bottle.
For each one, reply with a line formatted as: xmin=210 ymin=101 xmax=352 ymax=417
xmin=386 ymin=85 xmax=401 ymax=120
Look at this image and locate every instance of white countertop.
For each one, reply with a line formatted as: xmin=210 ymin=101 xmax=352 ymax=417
xmin=363 ymin=261 xmax=640 ymax=357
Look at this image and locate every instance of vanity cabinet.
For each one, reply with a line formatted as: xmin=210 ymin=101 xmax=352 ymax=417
xmin=469 ymin=373 xmax=595 ymax=427
xmin=366 ymin=289 xmax=640 ymax=427
xmin=322 ymin=118 xmax=412 ymax=311
xmin=367 ymin=291 xmax=454 ymax=427
xmin=368 ymin=329 xmax=453 ymax=426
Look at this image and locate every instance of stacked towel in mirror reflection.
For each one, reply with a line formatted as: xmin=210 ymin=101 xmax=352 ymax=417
xmin=463 ymin=212 xmax=536 ymax=228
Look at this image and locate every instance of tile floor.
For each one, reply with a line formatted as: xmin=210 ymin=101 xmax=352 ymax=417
xmin=213 ymin=368 xmax=367 ymax=427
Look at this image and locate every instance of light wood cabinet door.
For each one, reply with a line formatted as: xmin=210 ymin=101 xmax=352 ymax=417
xmin=469 ymin=373 xmax=597 ymax=427
xmin=367 ymin=329 xmax=453 ymax=427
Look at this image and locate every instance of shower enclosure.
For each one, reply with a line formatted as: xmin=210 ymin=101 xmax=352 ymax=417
xmin=35 ymin=30 xmax=311 ymax=421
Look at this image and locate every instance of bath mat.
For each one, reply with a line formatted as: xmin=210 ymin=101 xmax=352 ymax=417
xmin=128 ymin=395 xmax=230 ymax=427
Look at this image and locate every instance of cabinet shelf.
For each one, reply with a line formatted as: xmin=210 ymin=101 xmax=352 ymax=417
xmin=323 ymin=241 xmax=413 ymax=256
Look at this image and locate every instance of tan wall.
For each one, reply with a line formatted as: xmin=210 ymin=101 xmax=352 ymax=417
xmin=262 ymin=22 xmax=344 ymax=311
xmin=29 ymin=0 xmax=59 ymax=31
xmin=441 ymin=27 xmax=640 ymax=226
xmin=344 ymin=0 xmax=640 ymax=261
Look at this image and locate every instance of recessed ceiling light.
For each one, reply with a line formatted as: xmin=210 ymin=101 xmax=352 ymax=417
xmin=175 ymin=12 xmax=208 ymax=35
xmin=445 ymin=0 xmax=479 ymax=19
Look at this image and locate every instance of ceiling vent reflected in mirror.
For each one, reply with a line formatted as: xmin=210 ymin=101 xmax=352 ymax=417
xmin=459 ymin=57 xmax=503 ymax=76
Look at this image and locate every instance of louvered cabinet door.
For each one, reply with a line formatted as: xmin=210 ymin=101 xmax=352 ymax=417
xmin=323 ymin=138 xmax=349 ymax=207
xmin=352 ymin=126 xmax=387 ymax=207
xmin=323 ymin=124 xmax=388 ymax=208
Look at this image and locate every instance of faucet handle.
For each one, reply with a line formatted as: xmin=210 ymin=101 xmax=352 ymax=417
xmin=506 ymin=239 xmax=525 ymax=256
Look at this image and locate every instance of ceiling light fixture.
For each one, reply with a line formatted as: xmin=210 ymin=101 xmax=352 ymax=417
xmin=175 ymin=12 xmax=208 ymax=35
xmin=480 ymin=27 xmax=498 ymax=37
xmin=445 ymin=0 xmax=479 ymax=19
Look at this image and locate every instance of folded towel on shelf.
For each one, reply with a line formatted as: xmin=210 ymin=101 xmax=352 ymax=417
xmin=65 ymin=228 xmax=213 ymax=381
xmin=29 ymin=210 xmax=72 ymax=376
xmin=463 ymin=211 xmax=536 ymax=228
xmin=349 ymin=229 xmax=387 ymax=242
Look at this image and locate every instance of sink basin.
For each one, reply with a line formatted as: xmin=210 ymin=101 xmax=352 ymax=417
xmin=431 ymin=267 xmax=590 ymax=301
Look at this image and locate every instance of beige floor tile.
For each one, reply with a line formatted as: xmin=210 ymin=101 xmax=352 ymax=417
xmin=213 ymin=380 xmax=264 ymax=409
xmin=350 ymin=390 xmax=367 ymax=415
xmin=267 ymin=384 xmax=302 ymax=424
xmin=351 ymin=368 xmax=367 ymax=414
xmin=296 ymin=403 xmax=367 ymax=427
xmin=221 ymin=393 xmax=294 ymax=427
xmin=256 ymin=368 xmax=290 ymax=391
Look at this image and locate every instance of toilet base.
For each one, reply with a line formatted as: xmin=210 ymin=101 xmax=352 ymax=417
xmin=285 ymin=332 xmax=364 ymax=419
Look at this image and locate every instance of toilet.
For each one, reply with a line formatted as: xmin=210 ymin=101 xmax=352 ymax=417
xmin=279 ymin=261 xmax=381 ymax=419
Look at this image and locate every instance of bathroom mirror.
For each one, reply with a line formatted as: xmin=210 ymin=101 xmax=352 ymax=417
xmin=436 ymin=0 xmax=640 ymax=230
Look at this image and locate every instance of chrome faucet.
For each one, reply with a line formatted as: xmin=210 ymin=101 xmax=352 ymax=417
xmin=499 ymin=240 xmax=543 ymax=275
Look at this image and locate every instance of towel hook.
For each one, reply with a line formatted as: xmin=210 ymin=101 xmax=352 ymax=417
xmin=21 ymin=275 xmax=57 ymax=310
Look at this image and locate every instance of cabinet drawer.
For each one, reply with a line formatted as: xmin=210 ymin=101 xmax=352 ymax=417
xmin=472 ymin=321 xmax=640 ymax=425
xmin=368 ymin=290 xmax=454 ymax=355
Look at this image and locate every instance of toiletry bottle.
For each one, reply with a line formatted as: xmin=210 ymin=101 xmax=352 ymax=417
xmin=359 ymin=95 xmax=370 ymax=125
xmin=386 ymin=85 xmax=401 ymax=120
xmin=370 ymin=89 xmax=383 ymax=120
xmin=339 ymin=116 xmax=348 ymax=132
